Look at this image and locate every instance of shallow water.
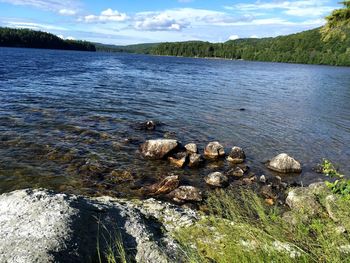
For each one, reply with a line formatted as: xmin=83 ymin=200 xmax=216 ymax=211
xmin=0 ymin=47 xmax=349 ymax=197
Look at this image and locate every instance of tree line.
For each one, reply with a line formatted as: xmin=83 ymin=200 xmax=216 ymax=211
xmin=0 ymin=27 xmax=96 ymax=51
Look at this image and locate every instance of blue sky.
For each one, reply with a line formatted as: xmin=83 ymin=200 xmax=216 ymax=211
xmin=0 ymin=0 xmax=341 ymax=45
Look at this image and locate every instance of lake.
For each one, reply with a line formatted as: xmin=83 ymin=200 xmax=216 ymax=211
xmin=0 ymin=47 xmax=349 ymax=197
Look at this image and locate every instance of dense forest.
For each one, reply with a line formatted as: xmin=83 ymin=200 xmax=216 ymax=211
xmin=95 ymin=42 xmax=159 ymax=54
xmin=148 ymin=2 xmax=350 ymax=66
xmin=0 ymin=27 xmax=96 ymax=51
xmin=149 ymin=28 xmax=350 ymax=66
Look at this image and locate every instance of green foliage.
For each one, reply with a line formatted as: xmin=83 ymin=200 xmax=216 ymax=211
xmin=321 ymin=1 xmax=350 ymax=41
xmin=95 ymin=42 xmax=160 ymax=54
xmin=149 ymin=28 xmax=350 ymax=66
xmin=321 ymin=159 xmax=350 ymax=199
xmin=174 ymin=189 xmax=350 ymax=263
xmin=0 ymin=27 xmax=96 ymax=51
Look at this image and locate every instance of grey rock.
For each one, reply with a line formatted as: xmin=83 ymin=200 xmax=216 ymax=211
xmin=140 ymin=139 xmax=178 ymax=159
xmin=205 ymin=172 xmax=228 ymax=187
xmin=259 ymin=175 xmax=267 ymax=183
xmin=204 ymin=141 xmax=225 ymax=159
xmin=325 ymin=194 xmax=340 ymax=222
xmin=266 ymin=153 xmax=302 ymax=173
xmin=172 ymin=186 xmax=202 ymax=202
xmin=226 ymin=167 xmax=245 ymax=178
xmin=226 ymin=146 xmax=246 ymax=164
xmin=285 ymin=187 xmax=320 ymax=216
xmin=184 ymin=143 xmax=198 ymax=154
xmin=0 ymin=189 xmax=199 ymax=263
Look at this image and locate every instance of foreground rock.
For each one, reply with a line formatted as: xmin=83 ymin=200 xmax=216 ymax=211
xmin=140 ymin=139 xmax=178 ymax=159
xmin=0 ymin=189 xmax=199 ymax=263
xmin=205 ymin=172 xmax=228 ymax=187
xmin=168 ymin=152 xmax=187 ymax=168
xmin=227 ymin=146 xmax=246 ymax=164
xmin=172 ymin=186 xmax=202 ymax=202
xmin=188 ymin=153 xmax=204 ymax=168
xmin=143 ymin=175 xmax=180 ymax=196
xmin=266 ymin=153 xmax=302 ymax=173
xmin=184 ymin=143 xmax=198 ymax=154
xmin=204 ymin=141 xmax=225 ymax=159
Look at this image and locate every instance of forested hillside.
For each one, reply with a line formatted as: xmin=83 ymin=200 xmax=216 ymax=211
xmin=0 ymin=28 xmax=96 ymax=51
xmin=150 ymin=28 xmax=350 ymax=66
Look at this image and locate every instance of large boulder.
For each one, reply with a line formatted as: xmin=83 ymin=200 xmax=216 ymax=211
xmin=285 ymin=187 xmax=321 ymax=216
xmin=227 ymin=146 xmax=246 ymax=164
xmin=266 ymin=153 xmax=302 ymax=173
xmin=0 ymin=189 xmax=199 ymax=263
xmin=204 ymin=141 xmax=225 ymax=159
xmin=140 ymin=139 xmax=178 ymax=159
xmin=205 ymin=172 xmax=228 ymax=187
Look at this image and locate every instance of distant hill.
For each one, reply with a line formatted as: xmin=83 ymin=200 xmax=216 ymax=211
xmin=0 ymin=27 xmax=96 ymax=52
xmin=95 ymin=42 xmax=160 ymax=54
xmin=150 ymin=28 xmax=350 ymax=66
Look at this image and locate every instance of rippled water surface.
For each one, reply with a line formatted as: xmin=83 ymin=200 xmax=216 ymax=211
xmin=0 ymin=47 xmax=349 ymax=197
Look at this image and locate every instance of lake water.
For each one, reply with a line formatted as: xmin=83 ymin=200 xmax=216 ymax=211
xmin=0 ymin=47 xmax=349 ymax=197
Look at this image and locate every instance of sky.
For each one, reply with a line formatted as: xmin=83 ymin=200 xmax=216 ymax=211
xmin=0 ymin=0 xmax=342 ymax=45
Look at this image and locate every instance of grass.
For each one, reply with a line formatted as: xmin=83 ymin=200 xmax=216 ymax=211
xmin=173 ymin=187 xmax=350 ymax=263
xmin=96 ymin=220 xmax=130 ymax=263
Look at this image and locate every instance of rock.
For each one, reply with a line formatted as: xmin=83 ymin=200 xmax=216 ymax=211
xmin=285 ymin=187 xmax=320 ymax=216
xmin=135 ymin=120 xmax=157 ymax=131
xmin=204 ymin=172 xmax=228 ymax=187
xmin=226 ymin=146 xmax=246 ymax=164
xmin=140 ymin=139 xmax=178 ymax=159
xmin=259 ymin=175 xmax=267 ymax=183
xmin=148 ymin=175 xmax=180 ymax=196
xmin=226 ymin=167 xmax=245 ymax=177
xmin=266 ymin=153 xmax=302 ymax=173
xmin=168 ymin=152 xmax=187 ymax=168
xmin=204 ymin=141 xmax=225 ymax=159
xmin=265 ymin=198 xmax=274 ymax=206
xmin=0 ymin=189 xmax=198 ymax=263
xmin=260 ymin=185 xmax=277 ymax=200
xmin=184 ymin=143 xmax=198 ymax=154
xmin=325 ymin=194 xmax=340 ymax=222
xmin=172 ymin=186 xmax=202 ymax=202
xmin=188 ymin=153 xmax=204 ymax=168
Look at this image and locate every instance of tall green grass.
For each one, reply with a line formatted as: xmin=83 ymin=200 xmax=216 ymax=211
xmin=174 ymin=188 xmax=350 ymax=263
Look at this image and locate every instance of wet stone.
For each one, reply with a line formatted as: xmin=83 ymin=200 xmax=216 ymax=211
xmin=188 ymin=153 xmax=204 ymax=168
xmin=184 ymin=143 xmax=198 ymax=154
xmin=227 ymin=146 xmax=246 ymax=164
xmin=226 ymin=167 xmax=245 ymax=178
xmin=204 ymin=141 xmax=225 ymax=159
xmin=168 ymin=152 xmax=187 ymax=168
xmin=204 ymin=172 xmax=228 ymax=187
xmin=172 ymin=186 xmax=202 ymax=202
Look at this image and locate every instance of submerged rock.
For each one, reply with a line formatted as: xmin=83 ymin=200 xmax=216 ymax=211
xmin=188 ymin=153 xmax=204 ymax=168
xmin=204 ymin=141 xmax=225 ymax=159
xmin=0 ymin=189 xmax=198 ymax=263
xmin=151 ymin=175 xmax=180 ymax=196
xmin=168 ymin=152 xmax=187 ymax=168
xmin=266 ymin=153 xmax=302 ymax=173
xmin=140 ymin=139 xmax=178 ymax=159
xmin=205 ymin=172 xmax=228 ymax=187
xmin=172 ymin=186 xmax=202 ymax=202
xmin=184 ymin=143 xmax=198 ymax=154
xmin=226 ymin=167 xmax=245 ymax=178
xmin=226 ymin=146 xmax=246 ymax=164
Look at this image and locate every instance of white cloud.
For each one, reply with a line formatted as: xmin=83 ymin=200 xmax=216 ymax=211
xmin=59 ymin=9 xmax=76 ymax=16
xmin=0 ymin=0 xmax=79 ymax=15
xmin=134 ymin=13 xmax=185 ymax=31
xmin=228 ymin=34 xmax=239 ymax=40
xmin=227 ymin=0 xmax=336 ymax=17
xmin=83 ymin=8 xmax=128 ymax=23
xmin=4 ymin=21 xmax=67 ymax=31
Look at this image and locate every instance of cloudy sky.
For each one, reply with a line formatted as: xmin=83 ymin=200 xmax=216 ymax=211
xmin=0 ymin=0 xmax=341 ymax=45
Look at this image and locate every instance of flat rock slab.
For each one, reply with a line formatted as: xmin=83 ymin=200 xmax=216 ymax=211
xmin=0 ymin=189 xmax=198 ymax=263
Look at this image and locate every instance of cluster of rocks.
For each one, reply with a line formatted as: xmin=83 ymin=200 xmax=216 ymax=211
xmin=140 ymin=138 xmax=302 ymax=202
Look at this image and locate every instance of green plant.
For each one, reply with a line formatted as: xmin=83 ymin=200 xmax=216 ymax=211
xmin=321 ymin=159 xmax=343 ymax=178
xmin=173 ymin=189 xmax=350 ymax=263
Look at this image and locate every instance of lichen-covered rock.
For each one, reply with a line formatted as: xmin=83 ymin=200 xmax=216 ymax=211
xmin=0 ymin=189 xmax=199 ymax=263
xmin=205 ymin=172 xmax=228 ymax=187
xmin=285 ymin=187 xmax=320 ymax=216
xmin=172 ymin=186 xmax=202 ymax=202
xmin=266 ymin=153 xmax=302 ymax=173
xmin=227 ymin=146 xmax=246 ymax=164
xmin=188 ymin=153 xmax=204 ymax=168
xmin=140 ymin=139 xmax=178 ymax=159
xmin=184 ymin=143 xmax=198 ymax=154
xmin=204 ymin=141 xmax=225 ymax=159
